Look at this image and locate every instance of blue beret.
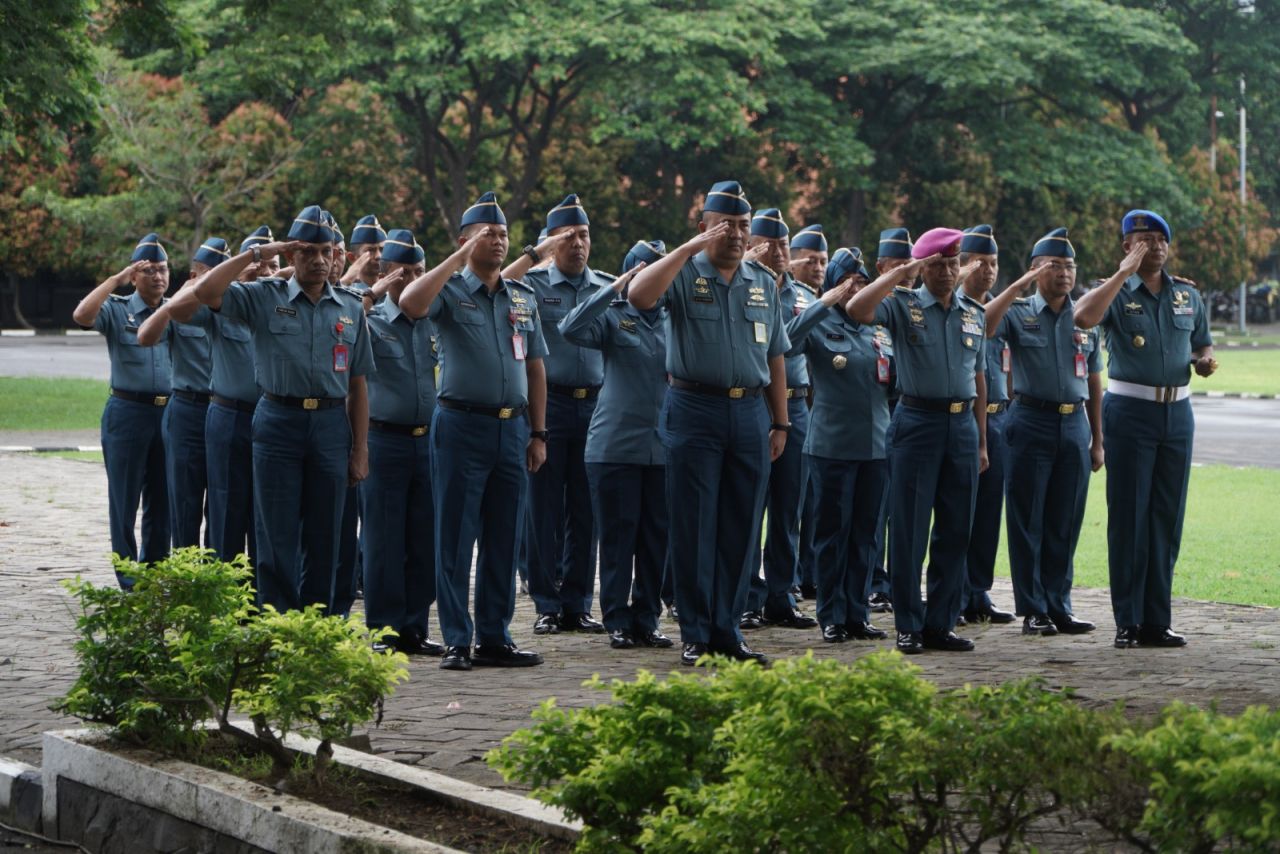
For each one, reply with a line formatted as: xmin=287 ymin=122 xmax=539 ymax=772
xmin=192 ymin=237 xmax=230 ymax=268
xmin=240 ymin=226 xmax=274 ymax=253
xmin=824 ymin=247 xmax=862 ymax=291
xmin=459 ymin=191 xmax=507 ymax=230
xmin=750 ymin=208 xmax=789 ymax=239
xmin=621 ymin=240 xmax=666 ymax=274
xmin=703 ymin=180 xmax=750 ymax=216
xmin=1031 ymin=227 xmax=1075 ymax=259
xmin=790 ymin=224 xmax=827 ymax=253
xmin=1122 ymin=209 xmax=1171 ymax=242
xmin=131 ymin=233 xmax=167 ymax=263
xmin=350 ymin=215 xmax=385 ymax=246
xmin=546 ymin=193 xmax=590 ymax=232
xmin=381 ymin=229 xmax=424 ymax=265
xmin=288 ymin=205 xmax=335 ymax=244
xmin=960 ymin=224 xmax=997 ymax=255
xmin=322 ymin=211 xmax=343 ymax=245
xmin=877 ymin=227 xmax=912 ymax=259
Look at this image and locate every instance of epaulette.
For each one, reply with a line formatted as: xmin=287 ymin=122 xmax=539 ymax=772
xmin=506 ymin=277 xmax=535 ymax=293
xmin=958 ymin=292 xmax=986 ymax=311
xmin=893 ymin=284 xmax=915 ymax=292
xmin=1171 ymin=275 xmax=1199 ymax=288
xmin=1013 ymin=296 xmax=1031 ymax=303
xmin=745 ymin=259 xmax=778 ymax=279
xmin=109 ymin=293 xmax=129 ymax=301
xmin=591 ymin=269 xmax=618 ymax=285
xmin=260 ymin=276 xmax=288 ymax=286
xmin=794 ymin=279 xmax=818 ymax=296
xmin=334 ymin=284 xmax=364 ymax=299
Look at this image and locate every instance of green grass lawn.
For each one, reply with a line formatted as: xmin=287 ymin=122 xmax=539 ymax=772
xmin=35 ymin=450 xmax=104 ymax=463
xmin=0 ymin=377 xmax=109 ymax=431
xmin=1095 ymin=347 xmax=1280 ymax=396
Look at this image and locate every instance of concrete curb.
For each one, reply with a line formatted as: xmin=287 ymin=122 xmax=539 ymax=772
xmin=0 ymin=329 xmax=36 ymax=337
xmin=63 ymin=329 xmax=97 ymax=337
xmin=1192 ymin=390 xmax=1280 ymax=399
xmin=0 ymin=755 xmax=43 ymax=833
xmin=0 ymin=446 xmax=102 ymax=453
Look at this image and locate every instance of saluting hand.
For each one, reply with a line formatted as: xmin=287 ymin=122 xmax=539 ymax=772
xmin=957 ymin=258 xmax=983 ymax=283
xmin=682 ymin=220 xmax=731 ymax=255
xmin=901 ymin=253 xmax=938 ymax=279
xmin=114 ymin=260 xmax=151 ymax=284
xmin=820 ymin=279 xmax=854 ymax=307
xmin=614 ymin=261 xmax=646 ymax=292
xmin=371 ymin=267 xmax=405 ymax=297
xmin=534 ymin=229 xmax=574 ymax=261
xmin=460 ymin=226 xmax=494 ymax=261
xmin=257 ymin=240 xmax=308 ymax=261
xmin=1116 ymin=242 xmax=1149 ymax=278
xmin=744 ymin=243 xmax=770 ymax=263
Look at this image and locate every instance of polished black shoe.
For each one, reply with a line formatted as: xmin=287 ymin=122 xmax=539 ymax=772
xmin=896 ymin=631 xmax=924 ymax=655
xmin=964 ymin=605 xmax=1016 ymax=625
xmin=763 ymin=606 xmax=818 ymax=630
xmin=714 ymin=641 xmax=770 ymax=665
xmin=1138 ymin=626 xmax=1187 ymax=648
xmin=372 ymin=639 xmax=398 ymax=654
xmin=954 ymin=614 xmax=968 ymax=628
xmin=799 ymin=583 xmax=818 ymax=600
xmin=790 ymin=584 xmax=805 ymax=600
xmin=533 ymin=613 xmax=560 ymax=635
xmin=822 ymin=624 xmax=849 ymax=644
xmin=638 ymin=629 xmax=674 ymax=648
xmin=868 ymin=592 xmax=894 ymax=613
xmin=739 ymin=610 xmax=766 ymax=630
xmin=398 ymin=631 xmax=445 ymax=656
xmin=440 ymin=646 xmax=472 ymax=670
xmin=1022 ymin=614 xmax=1059 ymax=636
xmin=472 ymin=643 xmax=544 ymax=667
xmin=922 ymin=629 xmax=975 ymax=651
xmin=846 ymin=621 xmax=889 ymax=641
xmin=1114 ymin=626 xmax=1140 ymax=649
xmin=1050 ymin=613 xmax=1096 ymax=635
xmin=610 ymin=629 xmax=637 ymax=649
xmin=561 ymin=612 xmax=606 ymax=633
xmin=681 ymin=642 xmax=708 ymax=666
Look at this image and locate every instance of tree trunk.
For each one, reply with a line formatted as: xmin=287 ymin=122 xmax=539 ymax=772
xmin=3 ymin=272 xmax=33 ymax=330
xmin=842 ymin=188 xmax=867 ymax=250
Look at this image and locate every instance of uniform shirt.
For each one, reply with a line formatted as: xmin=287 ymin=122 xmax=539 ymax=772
xmin=217 ymin=277 xmax=373 ymax=398
xmin=428 ymin=267 xmax=548 ymax=408
xmin=559 ymin=284 xmax=667 ymax=466
xmin=874 ymin=285 xmax=984 ymax=400
xmin=187 ymin=306 xmax=260 ymax=401
xmin=1099 ymin=273 xmax=1212 ymax=386
xmin=777 ymin=275 xmax=814 ymax=388
xmin=366 ymin=297 xmax=437 ymax=425
xmin=659 ymin=251 xmax=789 ymax=388
xmin=93 ymin=291 xmax=173 ymax=394
xmin=962 ymin=288 xmax=1009 ymax=404
xmin=524 ymin=264 xmax=610 ymax=387
xmin=997 ymin=294 xmax=1102 ymax=402
xmin=170 ymin=308 xmax=213 ymax=394
xmin=787 ymin=302 xmax=892 ymax=460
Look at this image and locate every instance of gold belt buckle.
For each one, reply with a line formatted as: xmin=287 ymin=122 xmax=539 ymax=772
xmin=785 ymin=388 xmax=795 ymax=399
xmin=986 ymin=403 xmax=999 ymax=414
xmin=728 ymin=387 xmax=745 ymax=399
xmin=498 ymin=407 xmax=514 ymax=419
xmin=949 ymin=401 xmax=965 ymax=414
xmin=1058 ymin=403 xmax=1076 ymax=415
xmin=154 ymin=395 xmax=169 ymax=406
xmin=411 ymin=426 xmax=427 ymax=437
xmin=572 ymin=387 xmax=588 ymax=399
xmin=302 ymin=398 xmax=319 ymax=410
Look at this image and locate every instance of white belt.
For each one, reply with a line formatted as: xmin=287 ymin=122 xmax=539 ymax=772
xmin=1108 ymin=379 xmax=1190 ymax=403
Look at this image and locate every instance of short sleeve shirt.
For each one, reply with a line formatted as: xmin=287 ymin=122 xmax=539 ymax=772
xmin=524 ymin=264 xmax=610 ymax=387
xmin=873 ymin=285 xmax=984 ymax=399
xmin=998 ymin=294 xmax=1101 ymax=402
xmin=365 ymin=297 xmax=437 ymax=425
xmin=1098 ymin=273 xmax=1212 ymax=386
xmin=93 ymin=291 xmax=173 ymax=394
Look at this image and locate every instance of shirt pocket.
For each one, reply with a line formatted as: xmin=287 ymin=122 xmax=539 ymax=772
xmin=452 ymin=305 xmax=486 ymax=326
xmin=116 ymin=328 xmax=144 ymax=361
xmin=684 ymin=298 xmax=721 ymax=341
xmin=903 ymin=327 xmax=932 ymax=347
xmin=1172 ymin=314 xmax=1195 ymax=331
xmin=220 ymin=322 xmax=251 ymax=343
xmin=268 ymin=315 xmax=302 ymax=336
xmin=1120 ymin=314 xmax=1149 ymax=335
xmin=175 ymin=324 xmax=207 ymax=340
xmin=372 ymin=336 xmax=405 ymax=360
xmin=1018 ymin=333 xmax=1049 ymax=348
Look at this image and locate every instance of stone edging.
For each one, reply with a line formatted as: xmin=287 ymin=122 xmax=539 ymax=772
xmin=0 ymin=755 xmax=42 ymax=833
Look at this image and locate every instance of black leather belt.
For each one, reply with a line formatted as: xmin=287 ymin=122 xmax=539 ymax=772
xmin=263 ymin=393 xmax=345 ymax=410
xmin=901 ymin=395 xmax=974 ymax=414
xmin=173 ymin=390 xmax=212 ymax=405
xmin=986 ymin=400 xmax=1008 ymax=414
xmin=1016 ymin=394 xmax=1084 ymax=415
xmin=370 ymin=419 xmax=429 ymax=437
xmin=111 ymin=388 xmax=169 ymax=406
xmin=437 ymin=398 xmax=527 ymax=420
xmin=212 ymin=395 xmax=258 ymax=413
xmin=786 ymin=386 xmax=811 ymax=400
xmin=668 ymin=377 xmax=764 ymax=399
xmin=548 ymin=383 xmax=601 ymax=400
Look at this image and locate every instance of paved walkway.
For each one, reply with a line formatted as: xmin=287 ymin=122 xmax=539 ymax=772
xmin=1 ymin=453 xmax=1277 ymax=792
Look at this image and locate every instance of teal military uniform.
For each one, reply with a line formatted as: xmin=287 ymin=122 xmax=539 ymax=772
xmin=164 ymin=310 xmax=213 ymax=549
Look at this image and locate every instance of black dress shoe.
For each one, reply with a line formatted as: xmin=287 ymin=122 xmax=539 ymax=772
xmin=763 ymin=606 xmax=818 ymax=630
xmin=954 ymin=614 xmax=968 ymax=628
xmin=845 ymin=621 xmax=889 ymax=640
xmin=533 ymin=613 xmax=560 ymax=635
xmin=440 ymin=646 xmax=472 ymax=670
xmin=822 ymin=625 xmax=849 ymax=644
xmin=398 ymin=632 xmax=445 ymax=656
xmin=799 ymin=583 xmax=818 ymax=600
xmin=610 ymin=629 xmax=637 ymax=649
xmin=965 ymin=605 xmax=1016 ymax=625
xmin=681 ymin=642 xmax=708 ymax=666
xmin=739 ymin=610 xmax=766 ymax=630
xmin=922 ymin=629 xmax=975 ymax=652
xmin=713 ymin=641 xmax=769 ymax=665
xmin=1049 ymin=613 xmax=1096 ymax=635
xmin=472 ymin=643 xmax=544 ymax=667
xmin=790 ymin=585 xmax=804 ymax=600
xmin=896 ymin=631 xmax=924 ymax=655
xmin=372 ymin=639 xmax=398 ymax=654
xmin=561 ymin=612 xmax=606 ymax=633
xmin=1114 ymin=626 xmax=1140 ymax=648
xmin=1022 ymin=614 xmax=1059 ymax=636
xmin=1138 ymin=626 xmax=1187 ymax=648
xmin=868 ymin=592 xmax=894 ymax=613
xmin=638 ymin=629 xmax=674 ymax=648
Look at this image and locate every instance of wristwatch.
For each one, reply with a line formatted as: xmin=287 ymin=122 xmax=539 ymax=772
xmin=522 ymin=245 xmax=540 ymax=264
xmin=770 ymin=423 xmax=792 ymax=433
xmin=530 ymin=430 xmax=549 ymax=442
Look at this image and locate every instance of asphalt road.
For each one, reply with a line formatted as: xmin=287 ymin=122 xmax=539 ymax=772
xmin=2 ymin=335 xmax=1278 ymax=468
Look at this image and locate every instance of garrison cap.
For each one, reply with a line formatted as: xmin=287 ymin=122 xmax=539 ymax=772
xmin=240 ymin=226 xmax=274 ymax=253
xmin=1122 ymin=209 xmax=1171 ymax=242
xmin=1031 ymin=227 xmax=1075 ymax=259
xmin=546 ymin=193 xmax=589 ymax=232
xmin=824 ymin=247 xmax=862 ymax=291
xmin=912 ymin=227 xmax=965 ymax=259
xmin=131 ymin=233 xmax=168 ymax=263
xmin=878 ymin=227 xmax=913 ymax=259
xmin=322 ymin=211 xmax=343 ymax=245
xmin=460 ymin=191 xmax=507 ymax=231
xmin=350 ymin=215 xmax=386 ymax=246
xmin=750 ymin=208 xmax=789 ymax=239
xmin=790 ymin=224 xmax=827 ymax=252
xmin=960 ymin=224 xmax=997 ymax=255
xmin=192 ymin=237 xmax=230 ymax=268
xmin=621 ymin=240 xmax=666 ymax=274
xmin=703 ymin=180 xmax=751 ymax=216
xmin=381 ymin=228 xmax=425 ymax=265
xmin=288 ymin=205 xmax=336 ymax=244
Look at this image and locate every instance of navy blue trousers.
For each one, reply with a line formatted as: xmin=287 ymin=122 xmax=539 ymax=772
xmin=1103 ymin=394 xmax=1194 ymax=629
xmin=586 ymin=462 xmax=666 ymax=633
xmin=430 ymin=407 xmax=528 ymax=648
xmin=527 ymin=394 xmax=597 ymax=616
xmin=661 ymin=388 xmax=770 ymax=648
xmin=1005 ymin=403 xmax=1091 ymax=617
xmin=747 ymin=397 xmax=808 ymax=612
xmin=360 ymin=429 xmax=434 ymax=636
xmin=869 ymin=397 xmax=899 ymax=597
xmin=961 ymin=408 xmax=1007 ymax=610
xmin=887 ymin=404 xmax=980 ymax=634
xmin=809 ymin=455 xmax=888 ymax=628
xmin=796 ymin=474 xmax=818 ymax=589
xmin=205 ymin=400 xmax=255 ymax=563
xmin=250 ymin=400 xmax=349 ymax=612
xmin=163 ymin=395 xmax=209 ymax=548
xmin=332 ymin=486 xmax=360 ymax=618
xmin=101 ymin=395 xmax=170 ymax=586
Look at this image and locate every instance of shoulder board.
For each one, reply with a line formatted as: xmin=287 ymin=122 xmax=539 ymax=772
xmin=1171 ymin=275 xmax=1199 ymax=288
xmin=610 ymin=297 xmax=629 ymax=307
xmin=1013 ymin=296 xmax=1031 ymax=303
xmin=893 ymin=285 xmax=915 ymax=293
xmin=108 ymin=293 xmax=129 ymax=301
xmin=505 ymin=277 xmax=535 ymax=292
xmin=958 ymin=292 xmax=985 ymax=311
xmin=591 ymin=269 xmax=618 ymax=284
xmin=259 ymin=276 xmax=288 ymax=286
xmin=794 ymin=280 xmax=817 ymax=296
xmin=334 ymin=284 xmax=364 ymax=298
xmin=745 ymin=259 xmax=777 ymax=279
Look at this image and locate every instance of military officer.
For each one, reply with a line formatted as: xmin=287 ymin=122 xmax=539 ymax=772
xmin=741 ymin=208 xmax=818 ymax=631
xmin=398 ymin=191 xmax=548 ymax=671
xmin=192 ymin=206 xmax=373 ymax=613
xmin=876 ymin=228 xmax=914 ymax=274
xmin=72 ymin=234 xmax=174 ymax=586
xmin=559 ymin=240 xmax=674 ymax=650
xmin=786 ymin=247 xmax=894 ymax=642
xmin=342 ymin=214 xmax=388 ymax=290
xmin=956 ymin=225 xmax=1016 ymax=626
xmin=1073 ymin=210 xmax=1215 ymax=649
xmin=628 ymin=180 xmax=791 ymax=667
xmin=847 ymin=228 xmax=989 ymax=654
xmin=983 ymin=228 xmax=1103 ymax=636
